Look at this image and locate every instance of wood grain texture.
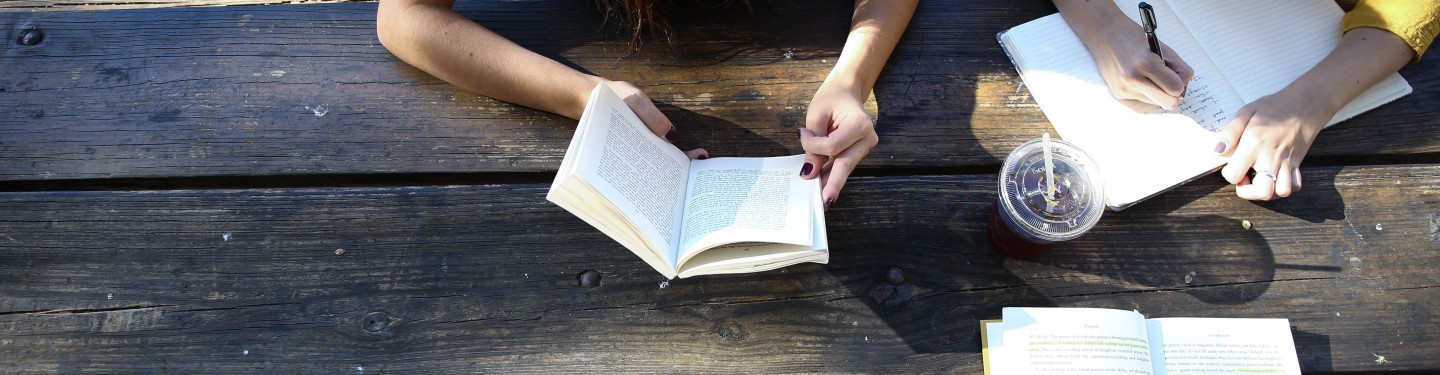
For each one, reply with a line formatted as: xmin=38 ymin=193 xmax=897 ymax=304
xmin=2 ymin=0 xmax=1438 ymax=373
xmin=2 ymin=166 xmax=1436 ymax=372
xmin=4 ymin=0 xmax=1436 ymax=182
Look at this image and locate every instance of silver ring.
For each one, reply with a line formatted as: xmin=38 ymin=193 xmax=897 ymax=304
xmin=1254 ymin=170 xmax=1276 ymax=181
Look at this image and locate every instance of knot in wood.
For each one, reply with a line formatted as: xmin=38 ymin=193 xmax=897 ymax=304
xmin=710 ymin=321 xmax=748 ymax=341
xmin=885 ymin=266 xmax=905 ymax=285
xmin=871 ymin=283 xmax=913 ymax=306
xmin=362 ymin=312 xmax=392 ymax=333
xmin=18 ymin=29 xmax=43 ymax=46
xmin=577 ymin=270 xmax=601 ymax=288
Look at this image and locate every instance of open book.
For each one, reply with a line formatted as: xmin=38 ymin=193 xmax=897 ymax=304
xmin=547 ymin=84 xmax=828 ymax=279
xmin=982 ymin=307 xmax=1302 ymax=375
xmin=998 ymin=0 xmax=1411 ymax=210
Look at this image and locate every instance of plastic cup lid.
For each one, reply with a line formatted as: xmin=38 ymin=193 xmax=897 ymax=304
xmin=996 ymin=138 xmax=1105 ymax=242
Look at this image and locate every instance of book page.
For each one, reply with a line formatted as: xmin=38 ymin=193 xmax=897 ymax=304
xmin=1171 ymin=0 xmax=1412 ymax=126
xmin=675 ymin=178 xmax=826 ymax=278
xmin=549 ymin=85 xmax=676 ymax=277
xmin=1001 ymin=4 xmax=1238 ymax=208
xmin=988 ymin=307 xmax=1155 ymax=375
xmin=1145 ymin=318 xmax=1301 ymax=375
xmin=572 ymin=84 xmax=692 ymax=267
xmin=675 ymin=155 xmax=813 ymax=267
xmin=1169 ymin=0 xmax=1342 ymax=103
xmin=982 ymin=320 xmax=1002 ymax=375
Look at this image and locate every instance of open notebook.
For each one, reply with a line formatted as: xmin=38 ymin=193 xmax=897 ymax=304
xmin=999 ymin=0 xmax=1411 ymax=210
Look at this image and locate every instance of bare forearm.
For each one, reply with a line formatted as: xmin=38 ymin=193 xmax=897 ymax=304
xmin=1052 ymin=0 xmax=1126 ymax=49
xmin=376 ymin=0 xmax=601 ymax=119
xmin=825 ymin=0 xmax=918 ymax=98
xmin=1287 ymin=27 xmax=1413 ymax=116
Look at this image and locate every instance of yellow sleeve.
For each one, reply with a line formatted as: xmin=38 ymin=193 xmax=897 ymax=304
xmin=1343 ymin=0 xmax=1440 ymax=62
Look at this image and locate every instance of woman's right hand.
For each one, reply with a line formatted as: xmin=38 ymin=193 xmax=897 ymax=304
xmin=603 ymin=80 xmax=709 ymax=160
xmin=1088 ymin=19 xmax=1194 ymax=110
xmin=1055 ymin=0 xmax=1194 ymax=110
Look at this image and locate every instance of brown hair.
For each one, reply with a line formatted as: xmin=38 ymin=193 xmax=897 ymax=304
xmin=592 ymin=0 xmax=752 ymax=51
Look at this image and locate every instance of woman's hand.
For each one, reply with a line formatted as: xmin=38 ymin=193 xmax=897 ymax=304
xmin=798 ymin=80 xmax=877 ymax=210
xmin=1088 ymin=20 xmax=1194 ymax=110
xmin=1053 ymin=0 xmax=1193 ymax=110
xmin=1214 ymin=27 xmax=1416 ymax=201
xmin=604 ymin=80 xmax=708 ymax=159
xmin=794 ymin=0 xmax=916 ymax=211
xmin=1215 ymin=89 xmax=1331 ymax=200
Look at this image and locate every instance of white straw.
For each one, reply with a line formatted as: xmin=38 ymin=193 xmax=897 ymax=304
xmin=1043 ymin=132 xmax=1056 ymax=200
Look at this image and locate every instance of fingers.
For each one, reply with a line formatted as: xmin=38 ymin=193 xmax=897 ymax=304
xmin=1272 ymin=160 xmax=1295 ymax=198
xmin=1140 ymin=63 xmax=1187 ymax=102
xmin=1161 ymin=44 xmax=1195 ymax=92
xmin=1129 ymin=84 xmax=1180 ymax=112
xmin=1218 ymin=106 xmax=1255 ymax=184
xmin=683 ymin=148 xmax=709 ymax=160
xmin=1272 ymin=159 xmax=1307 ymax=199
xmin=797 ymin=126 xmax=878 ymax=210
xmin=799 ymin=117 xmax=873 ymax=158
xmin=797 ymin=128 xmax=825 ymax=180
xmin=624 ymin=93 xmax=677 ymax=142
xmin=611 ymin=81 xmax=677 ymax=142
xmin=818 ymin=132 xmax=877 ymax=211
xmin=1116 ymin=47 xmax=1191 ymax=110
xmin=1235 ymin=158 xmax=1281 ymax=201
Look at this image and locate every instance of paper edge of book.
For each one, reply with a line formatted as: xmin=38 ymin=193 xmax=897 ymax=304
xmin=547 ymin=84 xmax=681 ymax=279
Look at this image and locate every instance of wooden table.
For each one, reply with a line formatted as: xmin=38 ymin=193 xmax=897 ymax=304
xmin=2 ymin=0 xmax=1437 ymax=372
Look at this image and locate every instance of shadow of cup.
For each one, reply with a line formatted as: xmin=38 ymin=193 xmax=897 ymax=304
xmin=1015 ymin=214 xmax=1281 ymax=305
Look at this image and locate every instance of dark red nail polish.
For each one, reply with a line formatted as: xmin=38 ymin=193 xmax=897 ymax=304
xmin=800 ymin=162 xmax=813 ymax=176
xmin=697 ymin=154 xmax=708 ymax=160
xmin=824 ymin=197 xmax=835 ymax=211
xmin=1214 ymin=142 xmax=1226 ymax=153
xmin=666 ymin=128 xmax=678 ymax=142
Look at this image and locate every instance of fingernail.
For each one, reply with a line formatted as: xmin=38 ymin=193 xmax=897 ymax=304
xmin=665 ymin=128 xmax=678 ymax=142
xmin=799 ymin=163 xmax=813 ymax=176
xmin=797 ymin=128 xmax=803 ymax=138
xmin=1214 ymin=142 xmax=1226 ymax=153
xmin=697 ymin=154 xmax=708 ymax=160
xmin=824 ymin=197 xmax=835 ymax=211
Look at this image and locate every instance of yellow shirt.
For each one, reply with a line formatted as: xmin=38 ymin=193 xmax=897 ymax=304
xmin=1343 ymin=0 xmax=1440 ymax=61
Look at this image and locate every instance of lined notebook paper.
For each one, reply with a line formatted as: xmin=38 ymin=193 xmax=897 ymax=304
xmin=998 ymin=0 xmax=1411 ymax=210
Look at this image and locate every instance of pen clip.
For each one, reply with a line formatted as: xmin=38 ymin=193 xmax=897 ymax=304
xmin=1139 ymin=2 xmax=1157 ymax=33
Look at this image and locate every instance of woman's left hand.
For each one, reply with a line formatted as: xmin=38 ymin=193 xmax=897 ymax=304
xmin=1216 ymin=89 xmax=1334 ymax=200
xmin=798 ymin=80 xmax=878 ymax=211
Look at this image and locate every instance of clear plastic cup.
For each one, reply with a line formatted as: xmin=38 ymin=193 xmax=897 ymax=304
xmin=988 ymin=138 xmax=1105 ymax=260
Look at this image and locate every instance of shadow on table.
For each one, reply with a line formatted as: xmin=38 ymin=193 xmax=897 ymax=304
xmin=1294 ymin=329 xmax=1335 ymax=372
xmin=1250 ymin=167 xmax=1349 ymax=224
xmin=826 ymin=174 xmax=1346 ymax=355
xmin=823 ymin=214 xmax=1060 ymax=356
xmin=1037 ymin=172 xmax=1345 ymax=304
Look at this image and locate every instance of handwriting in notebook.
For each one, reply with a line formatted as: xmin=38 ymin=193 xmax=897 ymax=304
xmin=1170 ymin=74 xmax=1228 ymax=132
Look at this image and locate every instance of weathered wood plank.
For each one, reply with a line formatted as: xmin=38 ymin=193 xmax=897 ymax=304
xmin=2 ymin=165 xmax=1436 ymax=372
xmin=4 ymin=1 xmax=1436 ymax=182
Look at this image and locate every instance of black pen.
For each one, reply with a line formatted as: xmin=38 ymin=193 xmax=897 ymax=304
xmin=1139 ymin=2 xmax=1162 ymax=60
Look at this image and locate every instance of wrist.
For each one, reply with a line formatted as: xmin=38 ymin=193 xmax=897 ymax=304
xmin=567 ymin=75 xmax=607 ymax=119
xmin=1056 ymin=0 xmax=1130 ymax=54
xmin=820 ymin=73 xmax=867 ymax=102
xmin=1284 ymin=76 xmax=1346 ymax=119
